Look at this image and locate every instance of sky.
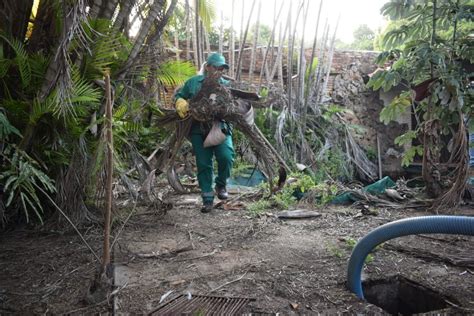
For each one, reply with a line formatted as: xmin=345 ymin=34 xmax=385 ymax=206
xmin=214 ymin=0 xmax=389 ymax=43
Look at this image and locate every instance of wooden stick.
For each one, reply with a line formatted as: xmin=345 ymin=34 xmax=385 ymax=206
xmin=209 ymin=271 xmax=248 ymax=293
xmin=102 ymin=72 xmax=113 ymax=274
xmin=377 ymin=133 xmax=382 ymax=179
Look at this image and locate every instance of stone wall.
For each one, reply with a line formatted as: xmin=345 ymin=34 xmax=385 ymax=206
xmin=331 ymin=60 xmax=410 ymax=177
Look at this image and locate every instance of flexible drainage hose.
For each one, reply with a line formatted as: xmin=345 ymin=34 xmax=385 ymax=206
xmin=347 ymin=215 xmax=474 ymax=299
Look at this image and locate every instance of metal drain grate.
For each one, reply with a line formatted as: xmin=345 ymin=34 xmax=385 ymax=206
xmin=149 ymin=294 xmax=254 ymax=315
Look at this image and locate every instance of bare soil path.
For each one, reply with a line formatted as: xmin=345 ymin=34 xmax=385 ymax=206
xmin=1 ymin=191 xmax=473 ymax=314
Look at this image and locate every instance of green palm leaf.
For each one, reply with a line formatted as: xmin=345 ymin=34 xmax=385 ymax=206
xmin=156 ymin=60 xmax=196 ymax=86
xmin=197 ymin=0 xmax=216 ymax=33
xmin=0 ymin=34 xmax=31 ymax=87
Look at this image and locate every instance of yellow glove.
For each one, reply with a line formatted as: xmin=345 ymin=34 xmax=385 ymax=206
xmin=175 ymin=98 xmax=189 ymax=118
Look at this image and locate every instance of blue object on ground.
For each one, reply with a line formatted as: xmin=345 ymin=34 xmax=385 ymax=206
xmin=331 ymin=176 xmax=396 ymax=204
xmin=347 ymin=216 xmax=474 ymax=299
xmin=227 ymin=168 xmax=266 ymax=188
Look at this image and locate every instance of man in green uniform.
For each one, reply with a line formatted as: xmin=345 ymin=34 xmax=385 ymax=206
xmin=174 ymin=53 xmax=235 ymax=213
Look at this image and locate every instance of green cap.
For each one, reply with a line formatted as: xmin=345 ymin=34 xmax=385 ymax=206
xmin=206 ymin=53 xmax=229 ymax=69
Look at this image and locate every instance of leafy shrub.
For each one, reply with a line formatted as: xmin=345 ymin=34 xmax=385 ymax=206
xmin=246 ymin=199 xmax=271 ymax=217
xmin=0 ymin=111 xmax=55 ymax=224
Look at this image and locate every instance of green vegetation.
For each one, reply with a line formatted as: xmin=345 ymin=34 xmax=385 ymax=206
xmin=0 ymin=2 xmax=196 ymax=226
xmin=246 ymin=172 xmax=339 ymax=217
xmin=327 ymin=237 xmax=376 ymax=263
xmin=368 ymin=0 xmax=472 ymax=201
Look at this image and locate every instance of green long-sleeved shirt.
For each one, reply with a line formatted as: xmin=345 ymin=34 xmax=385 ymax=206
xmin=175 ymin=74 xmax=229 ymax=100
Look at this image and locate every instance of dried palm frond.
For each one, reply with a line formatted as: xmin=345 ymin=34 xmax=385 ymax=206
xmin=337 ymin=113 xmax=377 ymax=182
xmin=432 ymin=113 xmax=469 ymax=211
xmin=41 ymin=0 xmax=91 ymax=110
xmin=155 ymin=75 xmax=290 ymax=192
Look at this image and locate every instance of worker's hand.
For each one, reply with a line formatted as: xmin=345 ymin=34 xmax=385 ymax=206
xmin=175 ymin=98 xmax=189 ymax=118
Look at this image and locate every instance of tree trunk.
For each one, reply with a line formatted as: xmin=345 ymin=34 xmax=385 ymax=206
xmin=204 ymin=23 xmax=211 ymax=60
xmin=218 ymin=11 xmax=223 ymax=54
xmin=97 ymin=0 xmax=119 ymax=21
xmin=174 ymin=30 xmax=180 ymax=61
xmin=423 ymin=0 xmax=439 ymax=198
xmin=296 ymin=0 xmax=309 ymax=109
xmin=0 ymin=0 xmax=33 ymax=46
xmin=185 ymin=0 xmax=191 ymax=60
xmin=194 ymin=0 xmax=202 ymax=67
xmin=200 ymin=20 xmax=205 ymax=64
xmin=117 ymin=0 xmax=177 ymax=80
xmin=112 ymin=0 xmax=135 ymax=32
xmin=235 ymin=0 xmax=256 ymax=82
xmin=286 ymin=2 xmax=293 ymax=112
xmin=88 ymin=0 xmax=103 ymax=19
xmin=312 ymin=21 xmax=329 ymax=105
xmin=249 ymin=1 xmax=261 ymax=83
xmin=258 ymin=1 xmax=284 ymax=87
xmin=302 ymin=0 xmax=323 ymax=126
xmin=229 ymin=0 xmax=235 ymax=77
xmin=238 ymin=0 xmax=245 ymax=57
xmin=27 ymin=0 xmax=57 ymax=54
xmin=102 ymin=72 xmax=113 ymax=273
xmin=269 ymin=19 xmax=289 ymax=83
xmin=319 ymin=17 xmax=338 ymax=103
xmin=146 ymin=0 xmax=178 ymax=46
xmin=277 ymin=23 xmax=284 ymax=87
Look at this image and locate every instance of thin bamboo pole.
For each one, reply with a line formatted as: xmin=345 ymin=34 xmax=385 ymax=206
xmin=249 ymin=0 xmax=261 ymax=83
xmin=219 ymin=11 xmax=223 ymax=54
xmin=296 ymin=0 xmax=309 ymax=109
xmin=236 ymin=0 xmax=256 ymax=81
xmin=312 ymin=20 xmax=328 ymax=105
xmin=174 ymin=31 xmax=180 ymax=61
xmin=278 ymin=23 xmax=284 ymax=87
xmin=102 ymin=72 xmax=113 ymax=274
xmin=258 ymin=1 xmax=285 ymax=88
xmin=303 ymin=0 xmax=323 ymax=119
xmin=185 ymin=0 xmax=191 ymax=59
xmin=194 ymin=0 xmax=202 ymax=67
xmin=287 ymin=1 xmax=304 ymax=113
xmin=230 ymin=0 xmax=235 ymax=76
xmin=319 ymin=16 xmax=339 ymax=103
xmin=269 ymin=19 xmax=289 ymax=83
xmin=201 ymin=20 xmax=208 ymax=61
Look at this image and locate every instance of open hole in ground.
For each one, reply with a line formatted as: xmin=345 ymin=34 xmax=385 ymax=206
xmin=362 ymin=275 xmax=457 ymax=315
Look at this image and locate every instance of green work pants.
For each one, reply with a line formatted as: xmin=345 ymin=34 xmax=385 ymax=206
xmin=190 ymin=134 xmax=235 ymax=204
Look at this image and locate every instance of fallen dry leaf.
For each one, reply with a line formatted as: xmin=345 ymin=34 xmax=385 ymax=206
xmin=290 ymin=302 xmax=299 ymax=310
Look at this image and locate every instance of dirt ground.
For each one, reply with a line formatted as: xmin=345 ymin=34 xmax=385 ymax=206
xmin=1 ymin=188 xmax=473 ymax=314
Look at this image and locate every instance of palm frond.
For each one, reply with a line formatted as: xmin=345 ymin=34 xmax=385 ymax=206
xmin=197 ymin=0 xmax=216 ymax=32
xmin=30 ymin=96 xmax=54 ymax=124
xmin=52 ymin=67 xmax=101 ymax=121
xmin=0 ymin=110 xmax=21 ymax=139
xmin=156 ymin=60 xmax=196 ymax=86
xmin=0 ymin=34 xmax=32 ymax=87
xmin=83 ymin=19 xmax=131 ymax=78
xmin=0 ymin=43 xmax=12 ymax=78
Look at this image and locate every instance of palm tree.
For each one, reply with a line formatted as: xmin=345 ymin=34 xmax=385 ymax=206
xmin=0 ymin=0 xmax=191 ymax=227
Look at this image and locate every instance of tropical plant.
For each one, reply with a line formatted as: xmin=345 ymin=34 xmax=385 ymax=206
xmin=368 ymin=0 xmax=473 ymax=207
xmin=0 ymin=0 xmax=188 ymax=228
